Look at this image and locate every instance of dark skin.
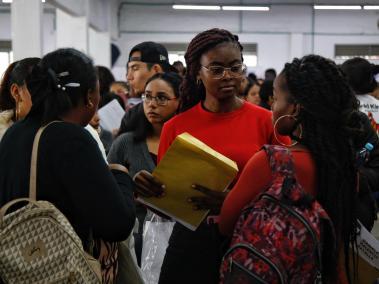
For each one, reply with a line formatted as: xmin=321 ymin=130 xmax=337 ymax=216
xmin=134 ymin=42 xmax=244 ymax=213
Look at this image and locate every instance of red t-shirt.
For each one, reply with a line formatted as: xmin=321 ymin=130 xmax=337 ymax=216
xmin=158 ymin=102 xmax=289 ymax=175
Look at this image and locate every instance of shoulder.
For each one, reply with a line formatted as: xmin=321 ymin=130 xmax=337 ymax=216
xmin=243 ymin=102 xmax=272 ymax=118
xmin=42 ymin=122 xmax=97 ymax=150
xmin=112 ymin=132 xmax=136 ymax=147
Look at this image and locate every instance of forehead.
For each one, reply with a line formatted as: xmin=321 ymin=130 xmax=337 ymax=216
xmin=146 ymin=78 xmax=172 ymax=92
xmin=200 ymin=42 xmax=242 ymax=66
xmin=128 ymin=51 xmax=144 ymax=67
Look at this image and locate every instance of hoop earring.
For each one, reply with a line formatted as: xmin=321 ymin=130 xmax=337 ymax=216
xmin=87 ymin=101 xmax=94 ymax=108
xmin=273 ymin=114 xmax=303 ymax=147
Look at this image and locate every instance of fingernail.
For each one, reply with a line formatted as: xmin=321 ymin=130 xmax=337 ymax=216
xmin=192 ymin=205 xmax=198 ymax=210
xmin=187 ymin=198 xmax=192 ymax=203
xmin=161 ymin=185 xmax=166 ymax=189
xmin=160 ymin=192 xmax=166 ymax=197
xmin=191 ymin=184 xmax=196 ymax=188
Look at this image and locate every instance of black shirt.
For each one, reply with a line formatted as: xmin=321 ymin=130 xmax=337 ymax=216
xmin=0 ymin=115 xmax=136 ymax=242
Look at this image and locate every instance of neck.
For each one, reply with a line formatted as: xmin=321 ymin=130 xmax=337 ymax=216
xmin=151 ymin=123 xmax=163 ymax=137
xmin=60 ymin=109 xmax=84 ymax=126
xmin=203 ymin=95 xmax=243 ymax=113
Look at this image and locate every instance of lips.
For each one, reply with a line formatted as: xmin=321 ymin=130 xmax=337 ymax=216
xmin=147 ymin=112 xmax=159 ymax=117
xmin=219 ymin=85 xmax=236 ymax=92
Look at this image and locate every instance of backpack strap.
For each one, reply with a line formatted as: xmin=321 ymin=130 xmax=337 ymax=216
xmin=263 ymin=145 xmax=295 ymax=178
xmin=29 ymin=121 xmax=61 ymax=201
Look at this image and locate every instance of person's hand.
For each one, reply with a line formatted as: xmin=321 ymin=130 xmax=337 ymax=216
xmin=188 ymin=184 xmax=228 ymax=213
xmin=108 ymin=163 xmax=129 ymax=174
xmin=133 ymin=170 xmax=165 ymax=198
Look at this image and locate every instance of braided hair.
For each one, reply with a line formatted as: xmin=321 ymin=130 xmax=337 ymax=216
xmin=281 ymin=55 xmax=362 ymax=283
xmin=180 ymin=28 xmax=243 ymax=112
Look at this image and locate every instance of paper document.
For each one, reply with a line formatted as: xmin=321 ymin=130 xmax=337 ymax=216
xmin=98 ymin=99 xmax=125 ymax=131
xmin=137 ymin=132 xmax=239 ymax=231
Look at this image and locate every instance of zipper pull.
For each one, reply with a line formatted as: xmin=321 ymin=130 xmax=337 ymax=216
xmin=314 ymin=271 xmax=322 ymax=284
xmin=228 ymin=257 xmax=233 ymax=272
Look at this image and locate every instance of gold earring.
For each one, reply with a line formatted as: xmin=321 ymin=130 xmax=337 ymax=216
xmin=87 ymin=101 xmax=94 ymax=108
xmin=15 ymin=102 xmax=20 ymax=121
xmin=273 ymin=114 xmax=303 ymax=147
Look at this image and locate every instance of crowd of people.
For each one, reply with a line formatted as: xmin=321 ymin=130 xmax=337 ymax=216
xmin=0 ymin=27 xmax=379 ymax=284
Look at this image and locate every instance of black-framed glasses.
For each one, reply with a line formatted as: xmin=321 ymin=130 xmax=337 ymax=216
xmin=141 ymin=94 xmax=177 ymax=106
xmin=201 ymin=64 xmax=247 ymax=79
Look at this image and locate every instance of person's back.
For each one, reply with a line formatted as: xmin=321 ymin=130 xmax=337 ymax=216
xmin=0 ymin=49 xmax=136 ymax=283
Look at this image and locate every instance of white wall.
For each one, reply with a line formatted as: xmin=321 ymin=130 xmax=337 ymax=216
xmin=116 ymin=3 xmax=379 ymax=77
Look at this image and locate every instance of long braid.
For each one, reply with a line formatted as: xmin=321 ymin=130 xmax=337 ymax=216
xmin=180 ymin=28 xmax=243 ymax=112
xmin=282 ymin=55 xmax=361 ymax=283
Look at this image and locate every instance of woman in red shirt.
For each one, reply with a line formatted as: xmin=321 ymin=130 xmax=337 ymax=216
xmin=134 ymin=29 xmax=288 ymax=284
xmin=220 ymin=55 xmax=361 ymax=283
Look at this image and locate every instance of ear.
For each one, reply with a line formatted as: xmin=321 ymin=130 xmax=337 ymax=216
xmin=292 ymin=103 xmax=301 ymax=117
xmin=152 ymin=64 xmax=163 ymax=74
xmin=10 ymin=83 xmax=21 ymax=102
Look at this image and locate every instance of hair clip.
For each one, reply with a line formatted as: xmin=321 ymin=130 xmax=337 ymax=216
xmin=57 ymin=71 xmax=70 ymax=77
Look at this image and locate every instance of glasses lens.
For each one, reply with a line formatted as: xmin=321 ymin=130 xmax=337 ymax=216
xmin=231 ymin=65 xmax=243 ymax=74
xmin=209 ymin=66 xmax=225 ymax=76
xmin=156 ymin=96 xmax=168 ymax=105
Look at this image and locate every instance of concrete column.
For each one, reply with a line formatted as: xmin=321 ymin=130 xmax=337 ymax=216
xmin=11 ymin=0 xmax=43 ymax=60
xmin=89 ymin=28 xmax=111 ymax=68
xmin=56 ymin=8 xmax=88 ymax=53
xmin=289 ymin=33 xmax=304 ymax=60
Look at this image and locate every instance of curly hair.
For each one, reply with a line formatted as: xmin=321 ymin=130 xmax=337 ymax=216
xmin=281 ymin=55 xmax=362 ymax=283
xmin=180 ymin=28 xmax=243 ymax=112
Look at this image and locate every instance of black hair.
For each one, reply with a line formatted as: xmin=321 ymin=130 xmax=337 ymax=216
xmin=180 ymin=28 xmax=243 ymax=113
xmin=259 ymin=80 xmax=273 ymax=110
xmin=27 ymin=48 xmax=97 ymax=125
xmin=241 ymin=77 xmax=258 ymax=98
xmin=264 ymin=68 xmax=277 ymax=80
xmin=281 ymin=55 xmax=362 ymax=283
xmin=0 ymin=57 xmax=40 ymax=112
xmin=96 ymin=65 xmax=115 ymax=96
xmin=111 ymin=81 xmax=129 ymax=92
xmin=340 ymin=57 xmax=377 ymax=95
xmin=146 ymin=62 xmax=175 ymax=73
xmin=124 ymin=72 xmax=182 ymax=142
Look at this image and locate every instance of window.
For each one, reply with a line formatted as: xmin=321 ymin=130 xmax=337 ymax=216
xmin=335 ymin=44 xmax=379 ymax=60
xmin=0 ymin=41 xmax=13 ymax=79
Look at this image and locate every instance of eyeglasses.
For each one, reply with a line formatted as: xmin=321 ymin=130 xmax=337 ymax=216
xmin=201 ymin=64 xmax=247 ymax=79
xmin=141 ymin=94 xmax=177 ymax=106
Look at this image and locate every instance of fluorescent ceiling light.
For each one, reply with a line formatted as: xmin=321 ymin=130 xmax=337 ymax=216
xmin=363 ymin=5 xmax=379 ymax=10
xmin=222 ymin=6 xmax=270 ymax=11
xmin=172 ymin=5 xmax=220 ymax=10
xmin=2 ymin=0 xmax=45 ymax=2
xmin=313 ymin=5 xmax=361 ymax=10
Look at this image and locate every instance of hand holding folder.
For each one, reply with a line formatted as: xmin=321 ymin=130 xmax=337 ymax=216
xmin=136 ymin=132 xmax=239 ymax=231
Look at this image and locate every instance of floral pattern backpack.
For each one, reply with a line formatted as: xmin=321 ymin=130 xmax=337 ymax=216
xmin=220 ymin=145 xmax=335 ymax=284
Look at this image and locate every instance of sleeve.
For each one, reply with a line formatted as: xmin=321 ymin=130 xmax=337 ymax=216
xmin=157 ymin=120 xmax=177 ymax=164
xmin=54 ymin=129 xmax=136 ymax=242
xmin=107 ymin=134 xmax=129 ymax=168
xmin=219 ymin=150 xmax=272 ymax=236
xmin=359 ymin=112 xmax=379 ymax=193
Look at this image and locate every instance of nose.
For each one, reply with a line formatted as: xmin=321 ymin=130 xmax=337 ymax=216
xmin=126 ymin=71 xmax=132 ymax=81
xmin=222 ymin=69 xmax=233 ymax=79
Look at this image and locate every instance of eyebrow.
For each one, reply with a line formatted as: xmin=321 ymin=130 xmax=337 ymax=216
xmin=208 ymin=59 xmax=242 ymax=66
xmin=128 ymin=62 xmax=142 ymax=69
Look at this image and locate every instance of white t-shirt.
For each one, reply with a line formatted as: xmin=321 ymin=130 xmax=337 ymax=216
xmin=85 ymin=124 xmax=108 ymax=163
xmin=356 ymin=94 xmax=379 ymax=132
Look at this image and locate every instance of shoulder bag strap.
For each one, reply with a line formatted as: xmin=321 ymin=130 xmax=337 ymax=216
xmin=29 ymin=121 xmax=62 ymax=200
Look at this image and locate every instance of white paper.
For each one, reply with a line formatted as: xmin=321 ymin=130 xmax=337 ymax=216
xmin=98 ymin=99 xmax=125 ymax=131
xmin=357 ymin=220 xmax=379 ymax=270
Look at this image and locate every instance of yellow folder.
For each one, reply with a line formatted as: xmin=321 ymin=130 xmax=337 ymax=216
xmin=137 ymin=132 xmax=239 ymax=231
